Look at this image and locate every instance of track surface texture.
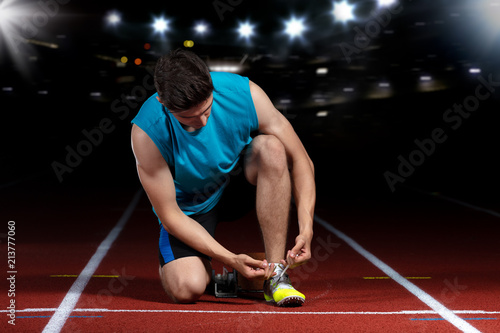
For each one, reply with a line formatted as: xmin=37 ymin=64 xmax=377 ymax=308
xmin=2 ymin=178 xmax=499 ymax=332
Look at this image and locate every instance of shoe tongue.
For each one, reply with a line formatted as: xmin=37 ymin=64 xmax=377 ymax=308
xmin=273 ymin=263 xmax=286 ymax=275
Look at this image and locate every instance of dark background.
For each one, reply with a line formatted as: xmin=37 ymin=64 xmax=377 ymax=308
xmin=1 ymin=0 xmax=499 ymax=206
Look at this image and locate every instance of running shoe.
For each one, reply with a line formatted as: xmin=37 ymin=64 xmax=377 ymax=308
xmin=263 ymin=264 xmax=305 ymax=307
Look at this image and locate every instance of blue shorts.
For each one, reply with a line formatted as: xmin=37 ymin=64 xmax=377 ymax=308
xmin=159 ymin=208 xmax=218 ymax=267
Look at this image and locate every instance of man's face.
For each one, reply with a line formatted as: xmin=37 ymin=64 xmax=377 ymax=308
xmin=158 ymin=94 xmax=213 ymax=131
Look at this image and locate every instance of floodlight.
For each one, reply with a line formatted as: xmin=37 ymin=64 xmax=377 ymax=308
xmin=152 ymin=16 xmax=170 ymax=34
xmin=0 ymin=0 xmax=33 ymax=75
xmin=377 ymin=0 xmax=398 ymax=7
xmin=332 ymin=0 xmax=355 ymax=23
xmin=284 ymin=16 xmax=307 ymax=39
xmin=237 ymin=21 xmax=255 ymax=40
xmin=105 ymin=10 xmax=121 ymax=26
xmin=195 ymin=22 xmax=209 ymax=35
xmin=0 ymin=1 xmax=18 ymax=34
xmin=316 ymin=68 xmax=328 ymax=75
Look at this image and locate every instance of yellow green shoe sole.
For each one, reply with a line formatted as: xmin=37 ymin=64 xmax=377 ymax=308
xmin=264 ymin=290 xmax=305 ymax=307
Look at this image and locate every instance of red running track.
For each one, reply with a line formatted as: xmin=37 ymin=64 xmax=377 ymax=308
xmin=1 ymin=181 xmax=499 ymax=332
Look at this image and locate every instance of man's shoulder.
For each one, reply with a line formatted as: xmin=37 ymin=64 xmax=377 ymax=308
xmin=140 ymin=92 xmax=161 ymax=110
xmin=211 ymin=72 xmax=249 ymax=92
xmin=132 ymin=93 xmax=164 ymax=126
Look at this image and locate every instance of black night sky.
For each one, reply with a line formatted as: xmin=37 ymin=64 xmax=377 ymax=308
xmin=1 ymin=0 xmax=499 ymax=202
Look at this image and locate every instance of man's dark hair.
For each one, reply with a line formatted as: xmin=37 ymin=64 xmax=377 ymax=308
xmin=154 ymin=48 xmax=214 ymax=112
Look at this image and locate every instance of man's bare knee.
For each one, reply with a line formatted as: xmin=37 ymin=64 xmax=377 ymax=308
xmin=253 ymin=135 xmax=287 ymax=164
xmin=159 ymin=259 xmax=210 ymax=304
xmin=245 ymin=135 xmax=288 ymax=184
xmin=170 ymin=278 xmax=207 ymax=303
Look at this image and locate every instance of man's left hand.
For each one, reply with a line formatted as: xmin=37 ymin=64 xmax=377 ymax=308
xmin=281 ymin=234 xmax=312 ymax=269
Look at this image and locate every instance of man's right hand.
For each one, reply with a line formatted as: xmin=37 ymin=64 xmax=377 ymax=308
xmin=230 ymin=254 xmax=276 ymax=280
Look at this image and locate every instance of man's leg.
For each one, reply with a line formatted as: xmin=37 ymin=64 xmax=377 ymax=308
xmin=159 ymin=257 xmax=212 ymax=303
xmin=157 ymin=210 xmax=217 ymax=304
xmin=244 ymin=135 xmax=291 ymax=263
xmin=243 ymin=135 xmax=305 ymax=306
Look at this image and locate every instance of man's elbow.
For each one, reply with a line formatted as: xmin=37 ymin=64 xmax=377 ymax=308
xmin=157 ymin=209 xmax=183 ymax=235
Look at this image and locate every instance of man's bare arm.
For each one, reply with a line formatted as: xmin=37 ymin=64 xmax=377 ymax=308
xmin=131 ymin=124 xmax=271 ymax=278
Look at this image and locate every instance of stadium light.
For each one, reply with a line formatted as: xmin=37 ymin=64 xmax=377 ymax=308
xmin=284 ymin=16 xmax=307 ymax=39
xmin=237 ymin=21 xmax=255 ymax=40
xmin=0 ymin=0 xmax=17 ymax=33
xmin=105 ymin=10 xmax=121 ymax=26
xmin=377 ymin=0 xmax=398 ymax=7
xmin=332 ymin=0 xmax=355 ymax=23
xmin=152 ymin=16 xmax=170 ymax=34
xmin=0 ymin=0 xmax=33 ymax=75
xmin=194 ymin=22 xmax=209 ymax=35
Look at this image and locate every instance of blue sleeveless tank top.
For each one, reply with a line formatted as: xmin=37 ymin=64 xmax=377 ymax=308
xmin=132 ymin=72 xmax=259 ymax=215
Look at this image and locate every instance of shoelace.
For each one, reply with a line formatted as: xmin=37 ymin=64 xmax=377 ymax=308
xmin=271 ymin=264 xmax=290 ymax=285
xmin=279 ymin=264 xmax=290 ymax=279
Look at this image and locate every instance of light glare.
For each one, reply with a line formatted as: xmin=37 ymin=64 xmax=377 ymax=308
xmin=316 ymin=68 xmax=328 ymax=75
xmin=210 ymin=65 xmax=241 ymax=73
xmin=378 ymin=0 xmax=398 ymax=7
xmin=105 ymin=11 xmax=121 ymax=26
xmin=238 ymin=21 xmax=255 ymax=39
xmin=195 ymin=23 xmax=208 ymax=34
xmin=284 ymin=16 xmax=307 ymax=39
xmin=332 ymin=0 xmax=355 ymax=23
xmin=0 ymin=0 xmax=35 ymax=76
xmin=480 ymin=2 xmax=500 ymax=30
xmin=152 ymin=16 xmax=169 ymax=34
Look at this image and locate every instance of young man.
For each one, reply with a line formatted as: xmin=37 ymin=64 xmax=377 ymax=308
xmin=131 ymin=49 xmax=315 ymax=306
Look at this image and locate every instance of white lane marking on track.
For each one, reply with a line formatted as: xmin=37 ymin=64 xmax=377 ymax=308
xmin=434 ymin=194 xmax=500 ymax=218
xmin=42 ymin=189 xmax=142 ymax=333
xmin=314 ymin=215 xmax=483 ymax=333
xmin=9 ymin=308 xmax=500 ymax=315
xmin=408 ymin=187 xmax=500 ymax=218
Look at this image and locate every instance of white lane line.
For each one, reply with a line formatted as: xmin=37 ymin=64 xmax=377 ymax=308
xmin=407 ymin=187 xmax=500 ymax=219
xmin=431 ymin=193 xmax=500 ymax=218
xmin=42 ymin=189 xmax=142 ymax=333
xmin=9 ymin=308 xmax=500 ymax=315
xmin=314 ymin=215 xmax=482 ymax=333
